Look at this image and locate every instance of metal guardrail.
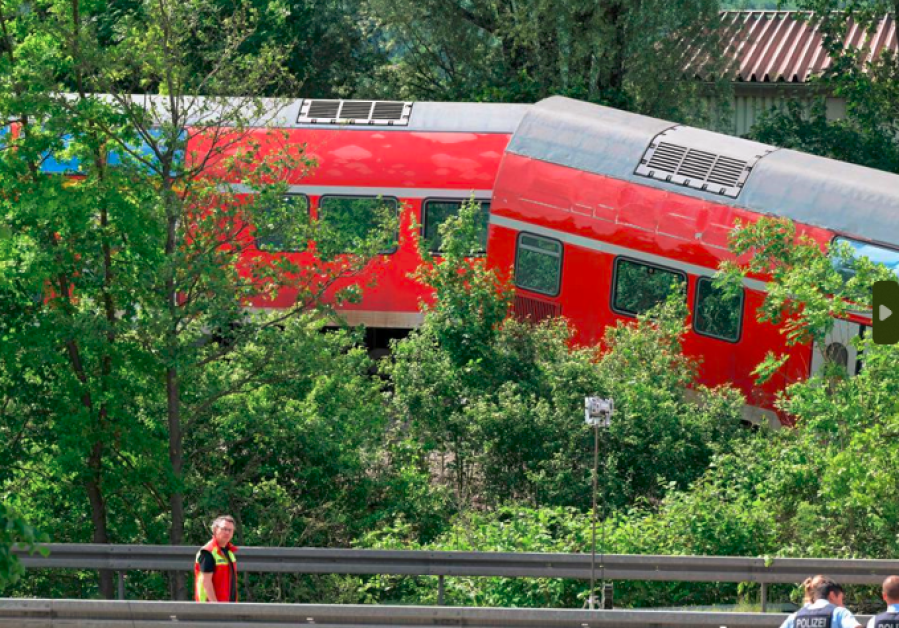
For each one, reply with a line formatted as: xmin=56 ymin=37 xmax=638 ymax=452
xmin=14 ymin=543 xmax=899 ymax=585
xmin=3 ymin=598 xmax=869 ymax=627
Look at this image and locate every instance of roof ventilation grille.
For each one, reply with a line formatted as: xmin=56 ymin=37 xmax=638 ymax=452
xmin=635 ymin=127 xmax=774 ymax=198
xmin=307 ymin=100 xmax=340 ymax=119
xmin=646 ymin=142 xmax=687 ymax=172
xmin=706 ymin=155 xmax=747 ymax=188
xmin=373 ymin=101 xmax=406 ymax=120
xmin=677 ymin=149 xmax=717 ymax=180
xmin=339 ymin=101 xmax=374 ymax=119
xmin=298 ymin=99 xmax=413 ymax=126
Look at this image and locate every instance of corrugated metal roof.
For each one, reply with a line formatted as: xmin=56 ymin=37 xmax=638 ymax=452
xmin=691 ymin=11 xmax=897 ymax=83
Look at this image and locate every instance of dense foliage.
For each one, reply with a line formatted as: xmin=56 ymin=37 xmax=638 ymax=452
xmin=352 ymin=215 xmax=899 ymax=611
xmin=0 ymin=0 xmax=395 ymax=600
xmin=384 ymin=201 xmax=745 ymax=515
xmin=0 ymin=503 xmax=46 ymax=588
xmin=359 ymin=0 xmax=731 ymax=121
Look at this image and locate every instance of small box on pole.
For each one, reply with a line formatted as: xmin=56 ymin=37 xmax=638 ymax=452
xmin=585 ymin=397 xmax=613 ymax=427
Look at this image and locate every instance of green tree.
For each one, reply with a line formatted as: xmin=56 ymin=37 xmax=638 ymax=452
xmin=716 ymin=217 xmax=899 ymax=559
xmin=0 ymin=0 xmax=394 ymax=599
xmin=0 ymin=502 xmax=45 ymax=590
xmin=386 ymin=200 xmax=746 ymax=522
xmin=362 ymin=0 xmax=731 ymax=122
xmin=355 ymin=496 xmax=775 ymax=609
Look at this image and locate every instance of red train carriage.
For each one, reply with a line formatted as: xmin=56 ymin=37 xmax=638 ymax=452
xmin=220 ymin=99 xmax=527 ymax=350
xmin=32 ymin=97 xmax=528 ymax=352
xmin=488 ymin=96 xmax=899 ymax=426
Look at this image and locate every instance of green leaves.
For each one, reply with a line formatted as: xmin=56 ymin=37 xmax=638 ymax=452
xmin=0 ymin=0 xmax=397 ymax=601
xmin=361 ymin=0 xmax=728 ymax=123
xmin=388 ymin=200 xmax=746 ymax=517
xmin=0 ymin=502 xmax=46 ymax=590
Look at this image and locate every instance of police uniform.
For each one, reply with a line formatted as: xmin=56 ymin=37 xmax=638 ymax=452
xmin=867 ymin=602 xmax=899 ymax=628
xmin=779 ymin=599 xmax=862 ymax=628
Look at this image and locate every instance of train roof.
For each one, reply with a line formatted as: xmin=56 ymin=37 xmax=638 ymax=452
xmin=506 ymin=96 xmax=899 ymax=249
xmin=79 ymin=94 xmax=529 ymax=134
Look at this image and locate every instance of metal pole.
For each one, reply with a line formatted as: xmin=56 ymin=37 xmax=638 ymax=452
xmin=117 ymin=571 xmax=125 ymax=600
xmin=438 ymin=575 xmax=445 ymax=606
xmin=761 ymin=582 xmax=767 ymax=613
xmin=590 ymin=422 xmax=599 ymax=610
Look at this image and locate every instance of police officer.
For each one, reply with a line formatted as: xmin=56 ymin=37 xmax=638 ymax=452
xmin=779 ymin=576 xmax=861 ymax=628
xmin=867 ymin=575 xmax=899 ymax=628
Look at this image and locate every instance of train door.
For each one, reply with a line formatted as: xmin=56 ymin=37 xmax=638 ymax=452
xmin=810 ymin=319 xmax=868 ymax=377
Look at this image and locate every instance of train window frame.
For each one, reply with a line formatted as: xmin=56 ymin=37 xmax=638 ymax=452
xmin=317 ymin=194 xmax=400 ymax=256
xmin=831 ymin=236 xmax=899 ymax=279
xmin=514 ymin=232 xmax=564 ymax=297
xmin=421 ymin=198 xmax=491 ymax=256
xmin=693 ymin=276 xmax=744 ymax=343
xmin=610 ymin=256 xmax=686 ymax=318
xmin=254 ymin=193 xmax=311 ymax=253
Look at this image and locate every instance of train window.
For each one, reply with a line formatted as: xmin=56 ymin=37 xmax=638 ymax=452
xmin=422 ymin=200 xmax=491 ymax=254
xmin=612 ymin=258 xmax=685 ymax=317
xmin=317 ymin=195 xmax=399 ymax=259
xmin=515 ymin=233 xmax=563 ymax=296
xmin=255 ymin=194 xmax=310 ymax=252
xmin=694 ymin=277 xmax=743 ymax=343
xmin=832 ymin=237 xmax=899 ymax=280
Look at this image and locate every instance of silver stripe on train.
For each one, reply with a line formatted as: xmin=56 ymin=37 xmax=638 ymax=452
xmin=489 ymin=214 xmax=769 ymax=293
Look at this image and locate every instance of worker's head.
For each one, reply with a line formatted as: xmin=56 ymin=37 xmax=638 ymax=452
xmin=811 ymin=577 xmax=845 ymax=607
xmin=211 ymin=515 xmax=236 ymax=546
xmin=882 ymin=576 xmax=899 ymax=604
xmin=802 ymin=575 xmax=826 ymax=603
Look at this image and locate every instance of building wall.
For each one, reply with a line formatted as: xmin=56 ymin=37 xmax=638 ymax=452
xmin=703 ymin=84 xmax=846 ymax=136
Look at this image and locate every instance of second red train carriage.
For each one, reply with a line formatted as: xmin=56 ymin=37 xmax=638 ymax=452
xmin=489 ymin=97 xmax=899 ymax=426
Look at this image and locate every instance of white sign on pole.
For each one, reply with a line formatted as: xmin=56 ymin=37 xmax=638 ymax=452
xmin=585 ymin=397 xmax=613 ymax=427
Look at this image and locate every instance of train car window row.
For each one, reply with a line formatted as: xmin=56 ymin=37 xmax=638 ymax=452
xmin=612 ymin=258 xmax=686 ymax=317
xmin=693 ymin=277 xmax=743 ymax=343
xmin=832 ymin=236 xmax=899 ymax=280
xmin=515 ymin=233 xmax=563 ymax=296
xmin=317 ymin=195 xmax=400 ymax=259
xmin=422 ymin=199 xmax=491 ymax=255
xmin=255 ymin=194 xmax=310 ymax=253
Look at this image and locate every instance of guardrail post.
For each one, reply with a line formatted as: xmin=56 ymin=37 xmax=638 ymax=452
xmin=438 ymin=575 xmax=445 ymax=606
xmin=117 ymin=571 xmax=125 ymax=600
xmin=601 ymin=583 xmax=613 ymax=609
xmin=760 ymin=582 xmax=767 ymax=613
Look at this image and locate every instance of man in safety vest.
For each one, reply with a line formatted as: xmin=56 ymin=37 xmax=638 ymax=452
xmin=194 ymin=515 xmax=238 ymax=602
xmin=867 ymin=575 xmax=899 ymax=628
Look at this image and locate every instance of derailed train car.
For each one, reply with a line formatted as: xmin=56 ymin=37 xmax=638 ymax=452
xmin=25 ymin=94 xmax=899 ymax=425
xmin=490 ymin=97 xmax=899 ymax=426
xmin=226 ymin=99 xmax=528 ymax=339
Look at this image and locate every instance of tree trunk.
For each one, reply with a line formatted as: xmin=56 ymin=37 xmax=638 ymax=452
xmin=165 ymin=185 xmax=187 ymax=600
xmin=64 ymin=316 xmax=113 ymax=599
xmin=96 ymin=152 xmax=116 ymax=600
xmin=167 ymin=366 xmax=187 ymax=600
xmin=85 ymin=441 xmax=114 ymax=599
xmin=605 ymin=4 xmax=627 ymax=106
